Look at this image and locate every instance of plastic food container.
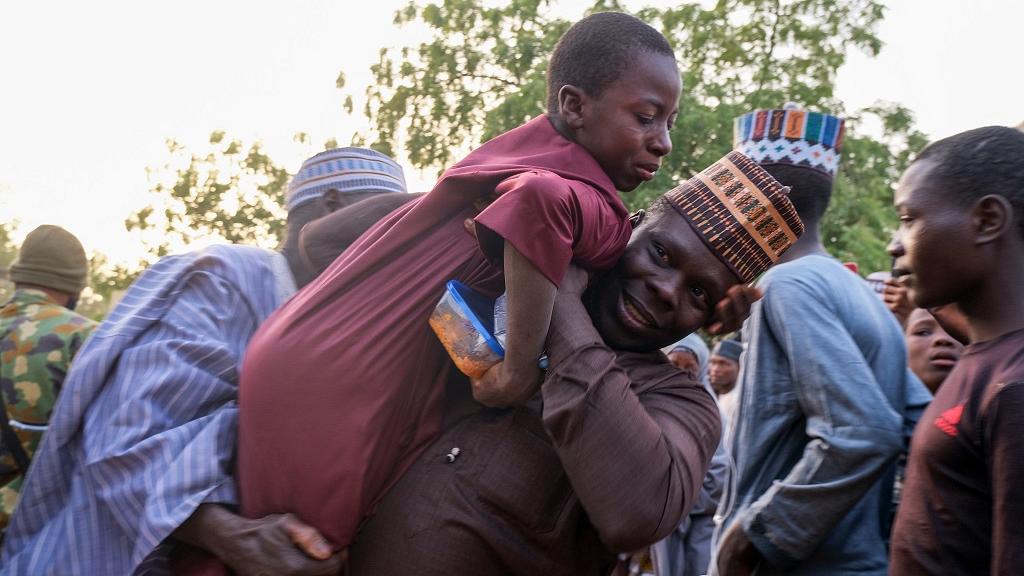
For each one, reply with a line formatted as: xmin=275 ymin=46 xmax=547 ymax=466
xmin=430 ymin=280 xmax=506 ymax=378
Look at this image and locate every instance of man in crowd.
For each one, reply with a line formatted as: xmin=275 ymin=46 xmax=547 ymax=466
xmin=708 ymin=338 xmax=742 ymax=414
xmin=888 ymin=126 xmax=1024 ymax=575
xmin=0 ymin=148 xmax=408 ymax=575
xmin=665 ymin=335 xmax=706 ymax=376
xmin=0 ymin=225 xmax=96 ymax=534
xmin=713 ymin=105 xmax=928 ymax=575
xmin=347 ymin=151 xmax=804 ymax=575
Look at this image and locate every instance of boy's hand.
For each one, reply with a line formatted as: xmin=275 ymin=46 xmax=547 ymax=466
xmin=471 ymin=360 xmax=543 ymax=408
xmin=707 ymin=285 xmax=762 ymax=335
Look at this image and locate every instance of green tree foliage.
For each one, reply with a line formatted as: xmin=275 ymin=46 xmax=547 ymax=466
xmin=74 ymin=254 xmax=140 ymax=320
xmin=0 ymin=220 xmax=18 ymax=304
xmin=126 ymin=132 xmax=292 ymax=259
xmin=824 ymin=103 xmax=927 ymax=272
xmin=357 ymin=0 xmax=916 ymax=272
xmin=362 ymin=0 xmax=568 ymax=167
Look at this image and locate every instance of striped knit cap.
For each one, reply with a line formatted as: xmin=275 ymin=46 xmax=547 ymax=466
xmin=733 ymin=103 xmax=845 ymax=178
xmin=663 ymin=151 xmax=804 ymax=283
xmin=287 ymin=147 xmax=407 ymax=210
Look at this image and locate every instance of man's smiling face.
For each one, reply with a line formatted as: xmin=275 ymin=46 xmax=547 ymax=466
xmin=588 ymin=201 xmax=741 ymax=351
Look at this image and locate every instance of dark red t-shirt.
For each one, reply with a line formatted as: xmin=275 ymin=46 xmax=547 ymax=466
xmin=890 ymin=327 xmax=1024 ymax=575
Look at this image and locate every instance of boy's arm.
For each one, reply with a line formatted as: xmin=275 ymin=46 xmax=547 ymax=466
xmin=471 ymin=242 xmax=555 ymax=407
xmin=469 ymin=172 xmax=624 ymax=407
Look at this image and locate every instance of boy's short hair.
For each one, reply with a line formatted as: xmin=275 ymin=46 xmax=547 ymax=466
xmin=761 ymin=163 xmax=835 ymax=223
xmin=546 ymin=12 xmax=675 ymax=113
xmin=915 ymin=126 xmax=1024 ymax=237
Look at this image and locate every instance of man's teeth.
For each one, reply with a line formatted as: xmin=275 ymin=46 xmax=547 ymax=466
xmin=624 ymin=298 xmax=649 ymax=327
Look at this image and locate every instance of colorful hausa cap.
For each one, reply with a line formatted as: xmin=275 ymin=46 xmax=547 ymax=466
xmin=663 ymin=150 xmax=804 ymax=283
xmin=287 ymin=147 xmax=407 ymax=210
xmin=733 ymin=103 xmax=845 ymax=178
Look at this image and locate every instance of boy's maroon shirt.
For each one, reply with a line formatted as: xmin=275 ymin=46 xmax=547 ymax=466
xmin=235 ymin=116 xmax=631 ymax=550
xmin=890 ymin=327 xmax=1024 ymax=575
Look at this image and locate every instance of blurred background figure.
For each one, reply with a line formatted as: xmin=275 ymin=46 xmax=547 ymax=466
xmin=0 ymin=225 xmax=96 ymax=535
xmin=665 ymin=334 xmax=709 ymax=382
xmin=883 ymin=275 xmax=916 ymax=327
xmin=708 ymin=338 xmax=742 ymax=415
xmin=865 ymin=270 xmax=890 ymax=298
xmin=904 ymin=308 xmax=963 ymax=394
xmin=627 ymin=332 xmax=726 ymax=576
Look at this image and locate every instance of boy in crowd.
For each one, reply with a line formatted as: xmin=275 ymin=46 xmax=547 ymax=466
xmin=888 ymin=126 xmax=1024 ymax=575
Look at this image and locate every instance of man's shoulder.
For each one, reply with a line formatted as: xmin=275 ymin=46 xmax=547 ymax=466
xmin=0 ymin=295 xmax=95 ymax=339
xmin=194 ymin=244 xmax=279 ymax=270
xmin=760 ymin=255 xmax=868 ymax=300
xmin=34 ymin=303 xmax=96 ymax=334
xmin=98 ymin=245 xmax=282 ymax=338
xmin=135 ymin=244 xmax=278 ymax=290
xmin=614 ymin=349 xmax=706 ymax=393
xmin=764 ymin=254 xmax=844 ymax=280
xmin=969 ymin=328 xmax=1024 ymax=389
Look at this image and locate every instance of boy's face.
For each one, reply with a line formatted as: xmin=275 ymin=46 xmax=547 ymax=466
xmin=890 ymin=159 xmax=981 ymax=309
xmin=588 ymin=206 xmax=740 ymax=351
xmin=572 ymin=51 xmax=681 ymax=192
xmin=905 ymin=307 xmax=963 ymax=393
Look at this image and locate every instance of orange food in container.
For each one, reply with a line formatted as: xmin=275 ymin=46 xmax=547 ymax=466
xmin=429 ymin=280 xmax=506 ymax=378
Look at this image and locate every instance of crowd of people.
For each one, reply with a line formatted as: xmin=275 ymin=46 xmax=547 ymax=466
xmin=1 ymin=10 xmax=1021 ymax=576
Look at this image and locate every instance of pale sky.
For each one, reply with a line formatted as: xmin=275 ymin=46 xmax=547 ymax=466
xmin=1 ymin=0 xmax=1021 ymax=265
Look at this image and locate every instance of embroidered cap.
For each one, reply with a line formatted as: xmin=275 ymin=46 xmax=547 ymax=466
xmin=733 ymin=103 xmax=845 ymax=178
xmin=663 ymin=150 xmax=804 ymax=283
xmin=287 ymin=147 xmax=407 ymax=210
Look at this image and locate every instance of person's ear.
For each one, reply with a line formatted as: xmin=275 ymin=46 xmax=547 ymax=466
xmin=972 ymin=194 xmax=1013 ymax=244
xmin=629 ymin=209 xmax=646 ymax=229
xmin=322 ymin=188 xmax=345 ymax=213
xmin=557 ymin=85 xmax=587 ymax=130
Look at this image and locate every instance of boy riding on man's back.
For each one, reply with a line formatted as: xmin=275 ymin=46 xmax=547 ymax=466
xmin=236 ymin=11 xmax=698 ymax=556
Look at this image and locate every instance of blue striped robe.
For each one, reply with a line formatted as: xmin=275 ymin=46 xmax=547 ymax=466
xmin=0 ymin=244 xmax=296 ymax=575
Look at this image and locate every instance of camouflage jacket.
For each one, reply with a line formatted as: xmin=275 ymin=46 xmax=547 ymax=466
xmin=0 ymin=289 xmax=96 ymax=530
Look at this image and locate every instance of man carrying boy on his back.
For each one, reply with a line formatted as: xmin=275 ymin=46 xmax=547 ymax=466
xmin=237 ymin=12 xmax=688 ymax=555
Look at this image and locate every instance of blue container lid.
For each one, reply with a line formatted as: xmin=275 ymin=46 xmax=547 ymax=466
xmin=445 ymin=280 xmax=506 ymax=357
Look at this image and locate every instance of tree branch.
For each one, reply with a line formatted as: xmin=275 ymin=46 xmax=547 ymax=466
xmin=753 ymin=0 xmax=782 ymax=100
xmin=456 ymin=71 xmax=519 ymax=87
